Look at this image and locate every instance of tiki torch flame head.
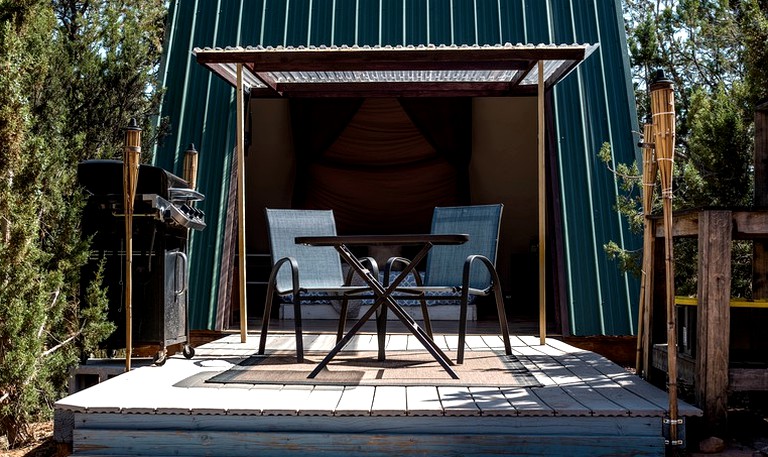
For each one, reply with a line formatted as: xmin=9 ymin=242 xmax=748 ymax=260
xmin=123 ymin=118 xmax=142 ymax=213
xmin=183 ymin=143 xmax=199 ymax=190
xmin=650 ymin=70 xmax=675 ymax=198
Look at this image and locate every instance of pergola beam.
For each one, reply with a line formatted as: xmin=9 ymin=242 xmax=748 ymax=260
xmin=195 ymin=45 xmax=590 ymax=72
xmin=273 ymin=81 xmax=527 ymax=96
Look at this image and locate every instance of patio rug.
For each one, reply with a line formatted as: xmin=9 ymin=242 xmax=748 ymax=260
xmin=203 ymin=350 xmax=541 ymax=387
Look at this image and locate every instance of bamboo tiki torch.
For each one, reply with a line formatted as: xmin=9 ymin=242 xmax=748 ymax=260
xmin=183 ymin=144 xmax=199 ymax=191
xmin=123 ymin=118 xmax=142 ymax=372
xmin=181 ymin=144 xmax=198 ymax=352
xmin=636 ymin=119 xmax=658 ymax=376
xmin=650 ymin=70 xmax=679 ymax=446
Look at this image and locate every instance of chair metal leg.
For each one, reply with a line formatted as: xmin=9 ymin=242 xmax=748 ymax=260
xmin=457 ymin=289 xmax=470 ymax=364
xmin=492 ymin=281 xmax=512 ymax=356
xmin=419 ymin=294 xmax=433 ymax=340
xmin=258 ymin=281 xmax=276 ymax=355
xmin=376 ymin=300 xmax=388 ymax=361
xmin=293 ymin=294 xmax=304 ymax=363
xmin=262 ymin=257 xmax=303 ymax=361
xmin=293 ymin=291 xmax=304 ymax=363
xmin=458 ymin=254 xmax=512 ymax=363
xmin=338 ymin=296 xmax=349 ymax=343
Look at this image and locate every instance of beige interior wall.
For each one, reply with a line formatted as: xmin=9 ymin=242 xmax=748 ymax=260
xmin=245 ymin=98 xmax=295 ymax=253
xmin=244 ymin=97 xmax=539 ymax=312
xmin=471 ymin=97 xmax=538 ymax=307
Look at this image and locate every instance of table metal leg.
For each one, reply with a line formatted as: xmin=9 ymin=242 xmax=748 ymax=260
xmin=382 ymin=296 xmax=459 ymax=378
xmin=307 ymin=292 xmax=385 ymax=378
xmin=342 ymin=243 xmax=424 ymax=362
xmin=307 ymin=243 xmax=458 ymax=379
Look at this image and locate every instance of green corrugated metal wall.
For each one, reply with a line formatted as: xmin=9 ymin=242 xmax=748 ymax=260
xmin=155 ymin=0 xmax=640 ymax=336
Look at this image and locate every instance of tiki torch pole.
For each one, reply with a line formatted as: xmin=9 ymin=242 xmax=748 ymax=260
xmin=636 ymin=119 xmax=658 ymax=376
xmin=123 ymin=118 xmax=142 ymax=372
xmin=650 ymin=70 xmax=679 ymax=446
xmin=182 ymin=143 xmax=199 ymax=352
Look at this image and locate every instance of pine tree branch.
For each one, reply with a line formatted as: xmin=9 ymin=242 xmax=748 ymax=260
xmin=39 ymin=288 xmax=77 ymax=358
xmin=41 ymin=330 xmax=80 ymax=358
xmin=603 ymin=162 xmax=641 ymax=182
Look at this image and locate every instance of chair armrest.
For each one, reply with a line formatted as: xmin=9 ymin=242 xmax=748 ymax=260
xmin=344 ymin=256 xmax=380 ymax=286
xmin=383 ymin=256 xmax=424 ymax=287
xmin=462 ymin=254 xmax=499 ymax=293
xmin=268 ymin=256 xmax=300 ymax=296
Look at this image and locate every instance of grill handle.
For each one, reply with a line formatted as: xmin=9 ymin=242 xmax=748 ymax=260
xmin=173 ymin=251 xmax=188 ymax=296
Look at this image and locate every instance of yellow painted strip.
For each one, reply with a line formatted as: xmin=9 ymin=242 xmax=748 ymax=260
xmin=675 ymin=297 xmax=768 ymax=309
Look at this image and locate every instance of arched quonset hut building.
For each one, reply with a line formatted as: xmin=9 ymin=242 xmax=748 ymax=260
xmin=155 ymin=0 xmax=640 ymax=337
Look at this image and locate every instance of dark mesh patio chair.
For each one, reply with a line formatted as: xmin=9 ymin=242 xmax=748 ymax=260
xmin=382 ymin=204 xmax=512 ymax=363
xmin=259 ymin=209 xmax=378 ymax=362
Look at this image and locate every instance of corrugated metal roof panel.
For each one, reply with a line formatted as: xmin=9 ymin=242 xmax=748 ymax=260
xmin=193 ymin=43 xmax=597 ymax=97
xmin=550 ymin=0 xmax=641 ymax=334
xmin=157 ymin=0 xmax=640 ymax=335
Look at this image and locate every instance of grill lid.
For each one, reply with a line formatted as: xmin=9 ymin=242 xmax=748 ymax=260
xmin=78 ymin=160 xmax=206 ymax=231
xmin=78 ymin=160 xmax=192 ymax=199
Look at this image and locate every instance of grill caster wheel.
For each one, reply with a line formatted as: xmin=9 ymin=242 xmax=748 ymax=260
xmin=153 ymin=350 xmax=167 ymax=366
xmin=183 ymin=345 xmax=195 ymax=359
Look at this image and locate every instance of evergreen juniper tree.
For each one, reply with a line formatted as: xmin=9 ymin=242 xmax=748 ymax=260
xmin=608 ymin=0 xmax=768 ymax=297
xmin=0 ymin=0 xmax=166 ymax=447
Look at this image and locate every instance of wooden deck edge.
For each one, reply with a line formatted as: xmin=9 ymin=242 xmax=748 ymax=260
xmin=66 ymin=413 xmax=666 ymax=457
xmin=69 ymin=412 xmax=661 ymax=432
xmin=189 ymin=330 xmax=230 ymax=347
xmin=54 ymin=333 xmax=691 ymax=456
xmin=561 ymin=335 xmax=637 ymax=368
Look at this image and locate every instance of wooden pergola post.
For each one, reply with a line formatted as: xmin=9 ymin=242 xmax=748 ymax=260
xmin=538 ymin=60 xmax=547 ymax=346
xmin=237 ymin=63 xmax=248 ymax=343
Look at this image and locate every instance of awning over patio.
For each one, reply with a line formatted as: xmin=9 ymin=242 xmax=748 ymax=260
xmin=192 ymin=42 xmax=597 ymax=344
xmin=194 ymin=43 xmax=598 ymax=97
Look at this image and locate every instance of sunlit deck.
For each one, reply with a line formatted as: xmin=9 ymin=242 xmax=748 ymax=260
xmin=54 ymin=325 xmax=701 ymax=456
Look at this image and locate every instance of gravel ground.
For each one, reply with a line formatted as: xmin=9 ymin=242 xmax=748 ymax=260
xmin=1 ymin=421 xmax=57 ymax=457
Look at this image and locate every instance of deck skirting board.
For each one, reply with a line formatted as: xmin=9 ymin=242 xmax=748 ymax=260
xmin=72 ymin=412 xmax=660 ymax=436
xmin=72 ymin=429 xmax=664 ymax=457
xmin=72 ymin=414 xmax=664 ymax=457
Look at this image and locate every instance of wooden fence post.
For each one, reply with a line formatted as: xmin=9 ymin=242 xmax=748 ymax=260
xmin=754 ymin=103 xmax=768 ymax=298
xmin=695 ymin=210 xmax=732 ymax=431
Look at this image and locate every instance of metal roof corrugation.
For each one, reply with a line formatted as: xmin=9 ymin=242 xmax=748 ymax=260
xmin=550 ymin=0 xmax=641 ymax=335
xmin=157 ymin=0 xmax=640 ymax=335
xmin=155 ymin=0 xmax=240 ymax=329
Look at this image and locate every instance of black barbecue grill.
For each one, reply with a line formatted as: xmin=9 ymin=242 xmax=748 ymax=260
xmin=78 ymin=160 xmax=205 ymax=364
